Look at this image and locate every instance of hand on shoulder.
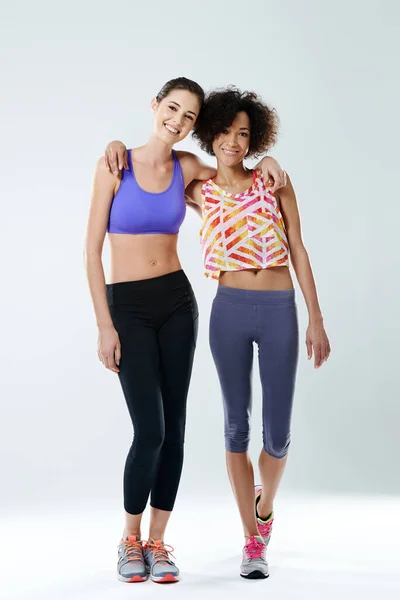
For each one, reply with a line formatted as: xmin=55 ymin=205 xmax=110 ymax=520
xmin=104 ymin=141 xmax=129 ymax=175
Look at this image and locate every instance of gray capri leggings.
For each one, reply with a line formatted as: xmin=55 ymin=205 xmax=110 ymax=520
xmin=209 ymin=285 xmax=299 ymax=458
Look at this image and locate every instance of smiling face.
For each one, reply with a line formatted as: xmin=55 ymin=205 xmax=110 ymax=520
xmin=212 ymin=111 xmax=251 ymax=166
xmin=151 ymin=89 xmax=201 ymax=145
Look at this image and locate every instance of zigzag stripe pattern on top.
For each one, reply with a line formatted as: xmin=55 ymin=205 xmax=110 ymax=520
xmin=200 ymin=169 xmax=289 ymax=279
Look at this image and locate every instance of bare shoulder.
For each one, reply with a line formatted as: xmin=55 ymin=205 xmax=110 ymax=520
xmin=175 ymin=150 xmax=198 ymax=163
xmin=276 ymin=172 xmax=302 ymax=231
xmin=95 ymin=156 xmax=116 ymax=176
xmin=93 ymin=157 xmax=120 ymax=195
xmin=175 ymin=150 xmax=199 ymax=173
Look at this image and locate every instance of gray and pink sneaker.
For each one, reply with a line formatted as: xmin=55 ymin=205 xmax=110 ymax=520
xmin=143 ymin=538 xmax=180 ymax=583
xmin=255 ymin=485 xmax=274 ymax=545
xmin=240 ymin=535 xmax=269 ymax=579
xmin=117 ymin=535 xmax=147 ymax=583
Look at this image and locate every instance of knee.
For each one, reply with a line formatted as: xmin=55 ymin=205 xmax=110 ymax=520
xmin=263 ymin=433 xmax=291 ymax=459
xmin=163 ymin=416 xmax=186 ymax=447
xmin=134 ymin=428 xmax=165 ymax=454
xmin=225 ymin=425 xmax=250 ymax=453
xmin=162 ymin=428 xmax=185 ymax=450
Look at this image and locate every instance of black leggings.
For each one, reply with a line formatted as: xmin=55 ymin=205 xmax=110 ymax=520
xmin=106 ymin=270 xmax=198 ymax=515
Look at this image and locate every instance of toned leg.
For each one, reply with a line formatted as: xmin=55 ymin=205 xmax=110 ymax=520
xmin=123 ymin=512 xmax=143 ymax=539
xmin=257 ymin=293 xmax=299 ymax=515
xmin=257 ymin=451 xmax=287 ymax=518
xmin=226 ymin=451 xmax=259 ymax=537
xmin=149 ymin=280 xmax=198 ymax=538
xmin=148 ymin=507 xmax=171 ymax=541
xmin=209 ymin=292 xmax=258 ymax=537
xmin=113 ymin=319 xmax=164 ymax=535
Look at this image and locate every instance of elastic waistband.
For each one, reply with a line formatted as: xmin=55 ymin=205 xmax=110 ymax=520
xmin=106 ymin=270 xmax=189 ymax=295
xmin=215 ymin=285 xmax=295 ymax=305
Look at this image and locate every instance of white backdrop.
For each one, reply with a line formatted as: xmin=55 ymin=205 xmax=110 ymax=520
xmin=1 ymin=0 xmax=399 ymax=519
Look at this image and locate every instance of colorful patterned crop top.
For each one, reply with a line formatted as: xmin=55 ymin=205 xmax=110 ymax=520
xmin=200 ymin=169 xmax=289 ymax=280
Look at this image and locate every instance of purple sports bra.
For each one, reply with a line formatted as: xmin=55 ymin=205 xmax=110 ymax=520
xmin=107 ymin=149 xmax=186 ymax=235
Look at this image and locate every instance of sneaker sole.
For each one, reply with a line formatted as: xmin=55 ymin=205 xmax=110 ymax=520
xmin=117 ymin=573 xmax=148 ymax=583
xmin=240 ymin=570 xmax=269 ymax=580
xmin=151 ymin=573 xmax=180 ymax=583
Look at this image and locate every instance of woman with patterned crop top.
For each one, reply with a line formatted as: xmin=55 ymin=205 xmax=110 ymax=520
xmin=185 ymin=87 xmax=331 ymax=579
xmin=200 ymin=167 xmax=289 ymax=279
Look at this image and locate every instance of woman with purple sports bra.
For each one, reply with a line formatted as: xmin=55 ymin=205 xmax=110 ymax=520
xmin=105 ymin=86 xmax=330 ymax=581
xmin=84 ymin=77 xmax=286 ymax=584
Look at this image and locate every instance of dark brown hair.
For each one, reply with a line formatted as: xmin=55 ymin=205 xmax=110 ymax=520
xmin=156 ymin=77 xmax=205 ymax=111
xmin=193 ymin=87 xmax=279 ymax=157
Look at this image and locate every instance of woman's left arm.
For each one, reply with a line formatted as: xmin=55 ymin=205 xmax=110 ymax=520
xmin=278 ymin=174 xmax=331 ymax=368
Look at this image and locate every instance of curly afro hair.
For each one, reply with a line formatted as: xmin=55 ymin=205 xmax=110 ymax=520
xmin=193 ymin=87 xmax=279 ymax=158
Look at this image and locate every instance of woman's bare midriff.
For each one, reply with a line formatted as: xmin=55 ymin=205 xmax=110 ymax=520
xmin=219 ymin=266 xmax=293 ymax=291
xmin=108 ymin=233 xmax=182 ymax=283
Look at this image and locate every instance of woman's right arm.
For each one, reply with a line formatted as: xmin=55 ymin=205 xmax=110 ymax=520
xmin=185 ymin=179 xmax=203 ymax=218
xmin=84 ymin=159 xmax=121 ymax=373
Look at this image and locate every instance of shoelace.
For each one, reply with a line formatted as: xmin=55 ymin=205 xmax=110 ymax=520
xmin=122 ymin=538 xmax=144 ymax=563
xmin=145 ymin=540 xmax=176 ymax=563
xmin=244 ymin=535 xmax=265 ymax=560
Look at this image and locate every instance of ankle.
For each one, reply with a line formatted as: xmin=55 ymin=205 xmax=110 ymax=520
xmin=123 ymin=529 xmax=141 ymax=539
xmin=148 ymin=533 xmax=164 ymax=542
xmin=257 ymin=503 xmax=273 ymax=521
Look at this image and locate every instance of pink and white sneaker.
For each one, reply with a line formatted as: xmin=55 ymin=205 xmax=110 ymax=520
xmin=255 ymin=485 xmax=274 ymax=545
xmin=240 ymin=535 xmax=269 ymax=579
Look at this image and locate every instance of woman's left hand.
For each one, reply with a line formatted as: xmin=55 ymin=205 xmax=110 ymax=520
xmin=260 ymin=156 xmax=287 ymax=193
xmin=306 ymin=321 xmax=331 ymax=368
